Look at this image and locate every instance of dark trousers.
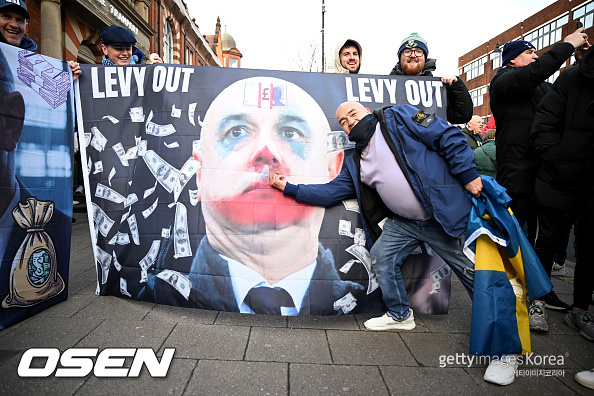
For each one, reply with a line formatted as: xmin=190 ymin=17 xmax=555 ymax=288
xmin=509 ymin=193 xmax=537 ymax=246
xmin=534 ymin=200 xmax=593 ymax=310
xmin=574 ymin=219 xmax=594 ymax=310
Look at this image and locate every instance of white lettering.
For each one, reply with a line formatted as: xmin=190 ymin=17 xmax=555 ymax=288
xmin=369 ymin=79 xmax=384 ymax=103
xmin=345 ymin=77 xmax=358 ymax=101
xmin=18 ymin=348 xmax=60 ymax=377
xmin=104 ymin=67 xmax=118 ymax=98
xmin=180 ymin=68 xmax=194 ymax=93
xmin=91 ymin=67 xmax=105 ymax=98
xmin=357 ymin=78 xmax=372 ymax=102
xmin=153 ymin=65 xmax=167 ymax=92
xmin=128 ymin=348 xmax=175 ymax=377
xmin=55 ymin=348 xmax=97 ymax=377
xmin=419 ymin=80 xmax=433 ymax=107
xmin=17 ymin=347 xmax=175 ymax=378
xmin=133 ymin=67 xmax=146 ymax=97
xmin=94 ymin=348 xmax=135 ymax=377
xmin=384 ymin=79 xmax=397 ymax=104
xmin=117 ymin=67 xmax=132 ymax=97
xmin=165 ymin=67 xmax=181 ymax=92
xmin=405 ymin=80 xmax=420 ymax=105
xmin=432 ymin=81 xmax=443 ymax=108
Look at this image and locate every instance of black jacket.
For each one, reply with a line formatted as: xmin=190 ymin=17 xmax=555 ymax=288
xmin=531 ymin=46 xmax=594 ymax=217
xmin=390 ymin=58 xmax=473 ymax=125
xmin=460 ymin=127 xmax=481 ymax=150
xmin=489 ymin=42 xmax=574 ymax=196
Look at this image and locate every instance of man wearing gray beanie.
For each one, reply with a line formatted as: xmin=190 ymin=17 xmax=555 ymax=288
xmin=485 ymin=26 xmax=587 ymax=385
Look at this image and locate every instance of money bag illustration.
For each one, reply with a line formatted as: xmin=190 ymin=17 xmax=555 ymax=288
xmin=3 ymin=197 xmax=65 ymax=308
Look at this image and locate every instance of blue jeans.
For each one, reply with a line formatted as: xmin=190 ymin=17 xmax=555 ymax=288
xmin=370 ymin=215 xmax=475 ymax=320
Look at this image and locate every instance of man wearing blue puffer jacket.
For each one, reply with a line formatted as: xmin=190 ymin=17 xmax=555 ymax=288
xmin=271 ymin=103 xmax=514 ymax=384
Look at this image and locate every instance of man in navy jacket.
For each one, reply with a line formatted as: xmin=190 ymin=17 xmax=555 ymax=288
xmin=270 ymin=102 xmax=482 ymax=324
xmin=270 ymin=102 xmax=537 ymax=385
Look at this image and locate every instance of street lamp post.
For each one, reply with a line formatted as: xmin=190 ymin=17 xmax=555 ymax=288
xmin=322 ymin=0 xmax=326 ymax=72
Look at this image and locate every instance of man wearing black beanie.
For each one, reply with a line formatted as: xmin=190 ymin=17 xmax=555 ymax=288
xmin=489 ymin=27 xmax=587 ymax=335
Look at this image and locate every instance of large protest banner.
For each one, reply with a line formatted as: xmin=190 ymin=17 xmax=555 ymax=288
xmin=0 ymin=43 xmax=74 ymax=330
xmin=76 ymin=63 xmax=453 ymax=315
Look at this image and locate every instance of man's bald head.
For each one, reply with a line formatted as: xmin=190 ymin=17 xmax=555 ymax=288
xmin=335 ymin=101 xmax=371 ymax=134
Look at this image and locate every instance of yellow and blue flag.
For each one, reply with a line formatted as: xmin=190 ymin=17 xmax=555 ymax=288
xmin=463 ymin=176 xmax=552 ymax=356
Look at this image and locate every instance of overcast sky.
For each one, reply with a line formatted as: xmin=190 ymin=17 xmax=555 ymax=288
xmin=187 ymin=0 xmax=557 ymax=75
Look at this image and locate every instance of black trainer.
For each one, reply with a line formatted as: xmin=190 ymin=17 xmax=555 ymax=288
xmin=543 ymin=291 xmax=571 ymax=311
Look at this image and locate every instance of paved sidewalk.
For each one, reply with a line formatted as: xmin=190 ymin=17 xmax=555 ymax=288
xmin=0 ymin=212 xmax=592 ymax=395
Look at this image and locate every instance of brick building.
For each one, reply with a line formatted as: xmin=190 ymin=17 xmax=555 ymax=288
xmin=23 ymin=0 xmax=222 ymax=66
xmin=458 ymin=0 xmax=594 ymax=123
xmin=203 ymin=17 xmax=243 ymax=68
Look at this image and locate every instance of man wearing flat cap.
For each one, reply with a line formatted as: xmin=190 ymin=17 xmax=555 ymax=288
xmin=100 ymin=24 xmax=162 ymax=65
xmin=487 ymin=26 xmax=587 ymax=383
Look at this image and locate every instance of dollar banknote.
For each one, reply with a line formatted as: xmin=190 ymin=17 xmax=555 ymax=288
xmin=156 ymin=269 xmax=192 ymax=300
xmin=173 ymin=157 xmax=201 ymax=202
xmin=112 ymin=250 xmax=122 ymax=272
xmin=112 ymin=142 xmax=129 ymax=166
xmin=90 ymin=126 xmax=107 ymax=152
xmin=143 ymin=180 xmax=158 ymax=199
xmin=146 ymin=120 xmax=176 ymax=137
xmin=95 ymin=183 xmax=125 ymax=204
xmin=127 ymin=214 xmax=140 ymax=245
xmin=173 ymin=203 xmax=192 ymax=258
xmin=143 ymin=150 xmax=180 ymax=193
xmin=95 ymin=245 xmax=112 ymax=284
xmin=108 ymin=167 xmax=116 ymax=186
xmin=116 ymin=232 xmax=130 ymax=245
xmin=341 ymin=199 xmax=360 ymax=213
xmin=129 ymin=106 xmax=145 ymax=122
xmin=188 ymin=103 xmax=197 ymax=126
xmin=119 ymin=277 xmax=131 ymax=297
xmin=346 ymin=244 xmax=379 ymax=294
xmin=103 ymin=115 xmax=119 ymax=124
xmin=333 ymin=292 xmax=357 ymax=314
xmin=137 ymin=140 xmax=147 ymax=157
xmin=189 ymin=189 xmax=199 ymax=206
xmin=139 ymin=240 xmax=161 ymax=271
xmin=91 ymin=202 xmax=115 ymax=237
xmin=124 ymin=193 xmax=138 ymax=208
xmin=142 ymin=197 xmax=159 ymax=219
xmin=338 ymin=219 xmax=353 ymax=237
xmin=171 ymin=104 xmax=181 ymax=118
xmin=84 ymin=132 xmax=91 ymax=147
xmin=327 ymin=131 xmax=355 ymax=154
xmin=93 ymin=161 xmax=103 ymax=174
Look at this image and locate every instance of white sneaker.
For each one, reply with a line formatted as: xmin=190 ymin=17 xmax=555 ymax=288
xmin=575 ymin=369 xmax=594 ymax=390
xmin=483 ymin=355 xmax=518 ymax=386
xmin=364 ymin=309 xmax=416 ymax=331
xmin=551 ymin=261 xmax=566 ymax=276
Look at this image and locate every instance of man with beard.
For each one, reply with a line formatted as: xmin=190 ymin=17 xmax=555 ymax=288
xmin=334 ymin=39 xmax=362 ymax=74
xmin=389 ymin=32 xmax=472 ymax=125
